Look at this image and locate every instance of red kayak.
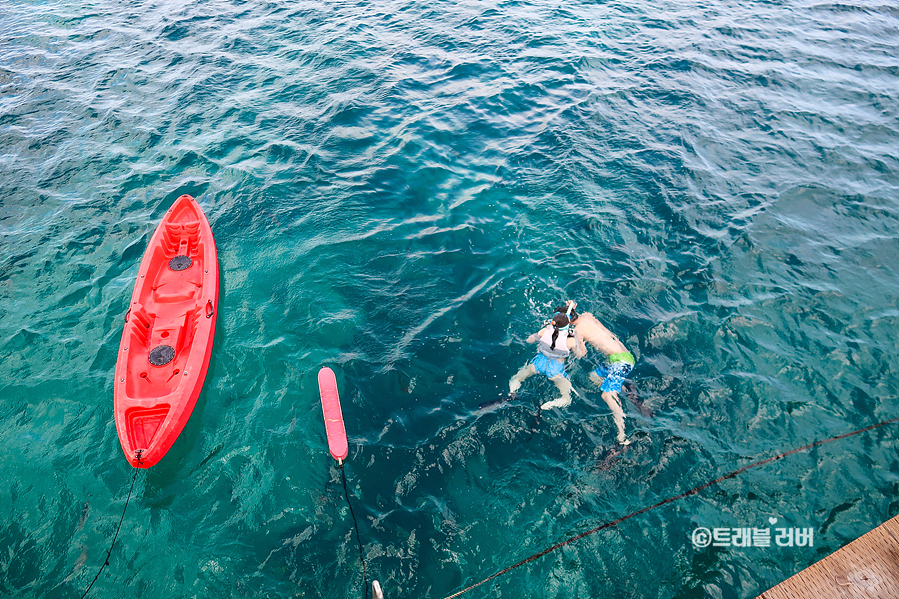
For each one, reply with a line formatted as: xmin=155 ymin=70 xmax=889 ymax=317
xmin=113 ymin=195 xmax=219 ymax=468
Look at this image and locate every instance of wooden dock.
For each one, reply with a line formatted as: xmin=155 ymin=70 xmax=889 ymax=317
xmin=757 ymin=515 xmax=899 ymax=598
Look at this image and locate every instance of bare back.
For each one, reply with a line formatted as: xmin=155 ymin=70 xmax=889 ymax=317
xmin=575 ymin=313 xmax=628 ymax=356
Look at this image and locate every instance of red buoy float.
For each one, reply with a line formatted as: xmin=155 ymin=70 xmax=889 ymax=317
xmin=318 ymin=367 xmax=349 ymax=463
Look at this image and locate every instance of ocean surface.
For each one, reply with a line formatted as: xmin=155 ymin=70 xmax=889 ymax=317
xmin=2 ymin=0 xmax=898 ymax=597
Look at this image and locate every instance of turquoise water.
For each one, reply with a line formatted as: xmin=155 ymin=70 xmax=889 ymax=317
xmin=2 ymin=0 xmax=899 ymax=597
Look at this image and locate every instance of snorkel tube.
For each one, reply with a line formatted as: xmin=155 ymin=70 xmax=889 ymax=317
xmin=548 ymin=300 xmax=576 ymax=329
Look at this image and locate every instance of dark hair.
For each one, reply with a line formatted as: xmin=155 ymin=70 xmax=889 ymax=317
xmin=554 ymin=305 xmax=579 ymax=323
xmin=550 ymin=313 xmax=570 ymax=350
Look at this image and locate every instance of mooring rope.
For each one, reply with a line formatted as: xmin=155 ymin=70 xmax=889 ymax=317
xmin=442 ymin=415 xmax=899 ymax=599
xmin=79 ymin=467 xmax=140 ymax=599
xmin=341 ymin=464 xmax=369 ymax=599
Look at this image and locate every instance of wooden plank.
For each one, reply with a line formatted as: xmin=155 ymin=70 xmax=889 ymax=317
xmin=817 ymin=522 xmax=899 ymax=598
xmin=880 ymin=518 xmax=899 ymax=545
xmin=756 ymin=516 xmax=899 ymax=599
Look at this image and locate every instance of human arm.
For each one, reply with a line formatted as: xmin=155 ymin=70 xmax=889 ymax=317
xmin=568 ymin=329 xmax=587 ymax=358
xmin=526 ymin=326 xmax=548 ymax=344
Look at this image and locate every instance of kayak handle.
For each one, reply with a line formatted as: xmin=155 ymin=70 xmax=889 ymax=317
xmin=125 ymin=308 xmax=131 ymax=323
xmin=205 ymin=300 xmax=214 ymax=319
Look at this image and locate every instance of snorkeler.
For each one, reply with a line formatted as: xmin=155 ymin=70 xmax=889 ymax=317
xmin=570 ymin=304 xmax=635 ymax=445
xmin=507 ymin=303 xmax=584 ymax=410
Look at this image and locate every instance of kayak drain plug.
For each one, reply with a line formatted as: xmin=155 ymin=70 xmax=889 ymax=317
xmin=169 ymin=255 xmax=192 ymax=271
xmin=148 ymin=345 xmax=175 ymax=366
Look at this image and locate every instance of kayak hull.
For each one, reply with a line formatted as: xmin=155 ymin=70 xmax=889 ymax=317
xmin=113 ymin=195 xmax=218 ymax=468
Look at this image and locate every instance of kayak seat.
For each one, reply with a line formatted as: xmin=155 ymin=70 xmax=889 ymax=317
xmin=153 ymin=287 xmax=198 ymax=304
xmin=148 ymin=312 xmax=191 ymax=357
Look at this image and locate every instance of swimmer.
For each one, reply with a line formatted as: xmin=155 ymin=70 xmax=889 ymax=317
xmin=508 ymin=303 xmax=585 ymax=410
xmin=570 ymin=304 xmax=635 ymax=445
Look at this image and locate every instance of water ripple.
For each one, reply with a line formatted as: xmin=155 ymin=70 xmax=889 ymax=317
xmin=1 ymin=0 xmax=898 ymax=597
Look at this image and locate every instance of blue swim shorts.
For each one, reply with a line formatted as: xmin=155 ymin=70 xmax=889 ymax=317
xmin=593 ymin=360 xmax=633 ymax=393
xmin=532 ymin=353 xmax=568 ymax=378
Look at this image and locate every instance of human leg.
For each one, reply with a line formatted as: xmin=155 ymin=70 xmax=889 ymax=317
xmin=509 ymin=363 xmax=536 ymax=394
xmin=540 ymin=375 xmax=573 ymax=410
xmin=601 ymin=390 xmax=628 ymax=444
